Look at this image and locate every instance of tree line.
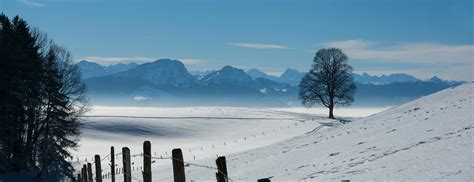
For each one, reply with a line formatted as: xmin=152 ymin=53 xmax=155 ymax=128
xmin=0 ymin=14 xmax=88 ymax=180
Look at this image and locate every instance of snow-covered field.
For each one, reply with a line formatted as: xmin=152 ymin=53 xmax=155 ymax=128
xmin=73 ymin=83 xmax=473 ymax=181
xmin=75 ymin=107 xmax=323 ymax=162
xmin=72 ymin=106 xmax=383 ymax=180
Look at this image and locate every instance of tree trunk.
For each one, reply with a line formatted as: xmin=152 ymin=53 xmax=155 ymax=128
xmin=329 ymin=105 xmax=334 ymax=119
xmin=328 ymin=96 xmax=335 ymax=119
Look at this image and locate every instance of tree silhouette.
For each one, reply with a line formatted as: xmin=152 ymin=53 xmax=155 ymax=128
xmin=0 ymin=14 xmax=88 ymax=179
xmin=299 ymin=48 xmax=356 ymax=119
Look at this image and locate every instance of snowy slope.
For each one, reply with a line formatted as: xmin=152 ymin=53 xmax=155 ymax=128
xmin=149 ymin=83 xmax=473 ymax=181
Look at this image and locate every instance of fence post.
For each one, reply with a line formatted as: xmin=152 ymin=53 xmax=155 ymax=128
xmin=81 ymin=165 xmax=87 ymax=182
xmin=172 ymin=148 xmax=185 ymax=182
xmin=95 ymin=155 xmax=102 ymax=182
xmin=257 ymin=178 xmax=271 ymax=182
xmin=215 ymin=156 xmax=228 ymax=182
xmin=111 ymin=146 xmax=115 ymax=182
xmin=143 ymin=141 xmax=152 ymax=182
xmin=122 ymin=147 xmax=131 ymax=182
xmin=87 ymin=163 xmax=93 ymax=182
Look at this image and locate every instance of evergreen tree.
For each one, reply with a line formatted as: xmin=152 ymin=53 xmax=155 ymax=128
xmin=0 ymin=14 xmax=88 ymax=179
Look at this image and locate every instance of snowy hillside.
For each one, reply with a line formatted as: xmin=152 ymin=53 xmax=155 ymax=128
xmin=148 ymin=83 xmax=473 ymax=181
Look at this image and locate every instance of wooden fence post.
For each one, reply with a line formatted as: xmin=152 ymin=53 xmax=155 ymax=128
xmin=215 ymin=156 xmax=228 ymax=182
xmin=95 ymin=155 xmax=102 ymax=182
xmin=111 ymin=146 xmax=115 ymax=182
xmin=143 ymin=141 xmax=152 ymax=182
xmin=172 ymin=148 xmax=185 ymax=182
xmin=81 ymin=165 xmax=86 ymax=182
xmin=122 ymin=147 xmax=132 ymax=182
xmin=87 ymin=163 xmax=93 ymax=182
xmin=257 ymin=178 xmax=271 ymax=182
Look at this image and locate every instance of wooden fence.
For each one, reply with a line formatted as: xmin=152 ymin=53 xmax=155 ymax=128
xmin=72 ymin=141 xmax=350 ymax=182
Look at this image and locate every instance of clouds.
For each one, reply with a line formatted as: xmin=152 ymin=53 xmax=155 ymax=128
xmin=325 ymin=39 xmax=474 ymax=81
xmin=180 ymin=59 xmax=207 ymax=65
xmin=325 ymin=39 xmax=474 ymax=65
xmin=227 ymin=43 xmax=287 ymax=49
xmin=133 ymin=96 xmax=151 ymax=101
xmin=81 ymin=56 xmax=157 ymax=64
xmin=18 ymin=0 xmax=46 ymax=7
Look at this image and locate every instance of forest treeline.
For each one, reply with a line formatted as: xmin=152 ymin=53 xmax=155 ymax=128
xmin=0 ymin=14 xmax=88 ymax=180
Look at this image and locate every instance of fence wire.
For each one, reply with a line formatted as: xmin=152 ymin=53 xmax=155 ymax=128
xmin=73 ymin=119 xmax=312 ymax=181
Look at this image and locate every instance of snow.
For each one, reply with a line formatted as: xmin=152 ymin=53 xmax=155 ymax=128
xmin=152 ymin=83 xmax=473 ymax=181
xmin=72 ymin=107 xmax=336 ymax=178
xmin=274 ymin=107 xmax=390 ymax=118
xmin=72 ymin=83 xmax=473 ymax=181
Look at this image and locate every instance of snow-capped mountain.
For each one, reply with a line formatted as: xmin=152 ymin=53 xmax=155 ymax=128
xmin=202 ymin=66 xmax=254 ymax=86
xmin=106 ymin=62 xmax=139 ymax=74
xmin=279 ymin=68 xmax=306 ymax=85
xmin=81 ymin=59 xmax=463 ymax=106
xmin=115 ymin=59 xmax=197 ymax=87
xmin=246 ymin=68 xmax=304 ymax=85
xmin=353 ymin=72 xmax=419 ymax=84
xmin=246 ymin=68 xmax=279 ymax=81
xmin=426 ymin=76 xmax=465 ymax=85
xmin=76 ymin=60 xmax=138 ymax=79
xmin=246 ymin=68 xmax=424 ymax=85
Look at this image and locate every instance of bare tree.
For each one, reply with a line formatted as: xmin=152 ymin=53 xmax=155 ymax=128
xmin=299 ymin=48 xmax=356 ymax=119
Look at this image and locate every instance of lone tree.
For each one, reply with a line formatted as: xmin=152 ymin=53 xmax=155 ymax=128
xmin=299 ymin=48 xmax=356 ymax=119
xmin=0 ymin=14 xmax=88 ymax=180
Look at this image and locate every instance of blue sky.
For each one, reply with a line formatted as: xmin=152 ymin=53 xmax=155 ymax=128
xmin=1 ymin=0 xmax=473 ymax=80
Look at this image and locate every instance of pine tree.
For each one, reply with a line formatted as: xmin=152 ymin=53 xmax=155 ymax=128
xmin=0 ymin=14 xmax=88 ymax=179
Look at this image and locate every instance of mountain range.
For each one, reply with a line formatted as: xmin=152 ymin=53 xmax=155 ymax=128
xmin=77 ymin=59 xmax=463 ymax=107
xmin=77 ymin=60 xmax=139 ymax=79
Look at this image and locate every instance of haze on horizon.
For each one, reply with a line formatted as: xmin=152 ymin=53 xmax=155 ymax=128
xmin=1 ymin=0 xmax=473 ymax=81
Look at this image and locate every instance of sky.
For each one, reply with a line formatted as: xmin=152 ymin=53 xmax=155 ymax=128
xmin=1 ymin=0 xmax=473 ymax=81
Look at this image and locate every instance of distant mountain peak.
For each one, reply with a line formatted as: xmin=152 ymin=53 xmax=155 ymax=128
xmin=77 ymin=60 xmax=96 ymax=64
xmin=117 ymin=59 xmax=196 ymax=87
xmin=221 ymin=65 xmax=239 ymax=71
xmin=246 ymin=68 xmax=278 ymax=81
xmin=146 ymin=58 xmax=182 ymax=65
xmin=202 ymin=65 xmax=253 ymax=85
xmin=429 ymin=76 xmax=443 ymax=82
xmin=76 ymin=60 xmax=140 ymax=79
xmin=353 ymin=72 xmax=419 ymax=84
xmin=281 ymin=68 xmax=300 ymax=76
xmin=279 ymin=68 xmax=305 ymax=85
